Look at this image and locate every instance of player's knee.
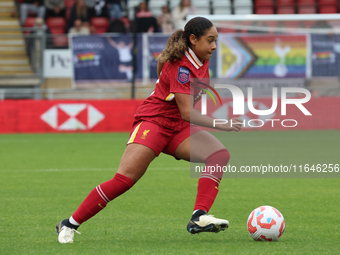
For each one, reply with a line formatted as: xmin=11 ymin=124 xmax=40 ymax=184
xmin=205 ymin=148 xmax=230 ymax=166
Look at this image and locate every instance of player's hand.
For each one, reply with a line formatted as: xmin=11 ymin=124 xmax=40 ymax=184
xmin=224 ymin=117 xmax=243 ymax=132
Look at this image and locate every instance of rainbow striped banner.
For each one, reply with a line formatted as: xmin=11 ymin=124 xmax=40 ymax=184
xmin=314 ymin=51 xmax=332 ymax=59
xmin=219 ymin=34 xmax=307 ymax=79
xmin=77 ymin=52 xmax=95 ymax=62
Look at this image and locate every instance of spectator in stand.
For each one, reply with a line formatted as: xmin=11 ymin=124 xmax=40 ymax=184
xmin=135 ymin=1 xmax=158 ymax=33
xmin=26 ymin=18 xmax=52 ymax=66
xmin=67 ymin=0 xmax=92 ymax=32
xmin=20 ymin=0 xmax=46 ymax=25
xmin=69 ymin=19 xmax=91 ymax=35
xmin=135 ymin=1 xmax=152 ymax=18
xmin=107 ymin=18 xmax=127 ymax=33
xmin=83 ymin=21 xmax=96 ymax=34
xmin=157 ymin=5 xmax=173 ymax=33
xmin=32 ymin=17 xmax=51 ymax=34
xmin=107 ymin=0 xmax=122 ymax=21
xmin=45 ymin=0 xmax=65 ymax=20
xmin=172 ymin=0 xmax=196 ymax=31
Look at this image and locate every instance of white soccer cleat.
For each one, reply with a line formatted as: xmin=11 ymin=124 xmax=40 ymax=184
xmin=56 ymin=220 xmax=81 ymax=243
xmin=187 ymin=214 xmax=229 ymax=234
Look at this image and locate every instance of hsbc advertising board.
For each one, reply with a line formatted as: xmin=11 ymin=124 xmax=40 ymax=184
xmin=0 ymin=100 xmax=143 ymax=133
xmin=0 ymin=98 xmax=339 ymax=133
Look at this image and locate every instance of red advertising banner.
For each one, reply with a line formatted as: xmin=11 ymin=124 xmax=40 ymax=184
xmin=0 ymin=98 xmax=339 ymax=133
xmin=0 ymin=99 xmax=143 ymax=133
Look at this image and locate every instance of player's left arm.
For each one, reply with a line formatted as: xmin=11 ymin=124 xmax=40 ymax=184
xmin=174 ymin=93 xmax=242 ymax=132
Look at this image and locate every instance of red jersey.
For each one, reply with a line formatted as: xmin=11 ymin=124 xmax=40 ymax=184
xmin=134 ymin=48 xmax=210 ymax=131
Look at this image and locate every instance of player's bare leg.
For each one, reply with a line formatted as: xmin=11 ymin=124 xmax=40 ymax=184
xmin=56 ymin=144 xmax=155 ymax=243
xmin=175 ymin=130 xmax=230 ymax=234
xmin=117 ymin=143 xmax=156 ymax=182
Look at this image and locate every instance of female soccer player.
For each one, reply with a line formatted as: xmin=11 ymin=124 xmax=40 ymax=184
xmin=56 ymin=16 xmax=242 ymax=243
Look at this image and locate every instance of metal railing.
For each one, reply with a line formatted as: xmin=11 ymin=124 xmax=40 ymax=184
xmin=0 ymin=86 xmax=154 ymax=100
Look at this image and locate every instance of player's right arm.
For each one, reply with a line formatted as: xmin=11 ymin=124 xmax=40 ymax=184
xmin=174 ymin=93 xmax=242 ymax=132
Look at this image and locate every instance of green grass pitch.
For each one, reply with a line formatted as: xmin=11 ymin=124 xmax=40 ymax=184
xmin=1 ymin=130 xmax=340 ymax=254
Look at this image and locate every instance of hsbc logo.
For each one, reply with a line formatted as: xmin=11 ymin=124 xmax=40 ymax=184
xmin=41 ymin=104 xmax=105 ymax=130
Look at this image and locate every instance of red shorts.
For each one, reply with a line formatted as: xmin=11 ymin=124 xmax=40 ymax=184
xmin=127 ymin=121 xmax=202 ymax=158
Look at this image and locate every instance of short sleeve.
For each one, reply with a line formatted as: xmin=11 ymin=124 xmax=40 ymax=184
xmin=169 ymin=66 xmax=193 ymax=95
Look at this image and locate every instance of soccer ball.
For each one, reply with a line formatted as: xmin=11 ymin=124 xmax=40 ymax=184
xmin=247 ymin=205 xmax=285 ymax=241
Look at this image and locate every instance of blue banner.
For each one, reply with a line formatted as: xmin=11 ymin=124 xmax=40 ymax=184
xmin=148 ymin=35 xmax=169 ymax=80
xmin=71 ymin=35 xmax=143 ymax=81
xmin=311 ymin=34 xmax=340 ymax=77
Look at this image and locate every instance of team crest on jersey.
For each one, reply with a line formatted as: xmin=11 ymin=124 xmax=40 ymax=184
xmin=177 ymin=67 xmax=190 ymax=84
xmin=140 ymin=130 xmax=150 ymax=140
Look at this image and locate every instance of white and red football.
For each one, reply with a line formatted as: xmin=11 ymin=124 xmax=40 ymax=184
xmin=247 ymin=205 xmax=285 ymax=241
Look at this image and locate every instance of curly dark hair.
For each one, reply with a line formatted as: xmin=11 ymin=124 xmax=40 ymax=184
xmin=159 ymin=17 xmax=213 ymax=63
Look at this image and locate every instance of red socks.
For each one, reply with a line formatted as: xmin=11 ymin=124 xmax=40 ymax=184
xmin=72 ymin=173 xmax=134 ymax=224
xmin=193 ymin=149 xmax=230 ymax=213
xmin=70 ymin=149 xmax=229 ymax=225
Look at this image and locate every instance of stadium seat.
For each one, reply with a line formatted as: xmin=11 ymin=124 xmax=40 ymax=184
xmin=91 ymin=17 xmax=109 ymax=34
xmin=255 ymin=0 xmax=274 ymax=7
xmin=284 ymin=21 xmax=302 ymax=29
xmin=196 ymin=7 xmax=212 ymax=15
xmin=24 ymin=17 xmax=36 ymax=28
xmin=319 ymin=5 xmax=338 ymax=13
xmin=256 ymin=6 xmax=275 ymax=14
xmin=190 ymin=0 xmax=212 ymax=14
xmin=234 ymin=0 xmax=253 ymax=7
xmin=277 ymin=0 xmax=295 ymax=5
xmin=46 ymin=17 xmax=66 ymax=34
xmin=214 ymin=8 xmax=232 ymax=15
xmin=298 ymin=5 xmax=317 ymax=13
xmin=303 ymin=20 xmax=316 ymax=27
xmin=234 ymin=7 xmax=253 ymax=14
xmin=297 ymin=0 xmax=316 ymax=5
xmin=265 ymin=21 xmax=279 ymax=27
xmin=24 ymin=17 xmax=36 ymax=34
xmin=219 ymin=28 xmax=237 ymax=33
xmin=49 ymin=28 xmax=65 ymax=34
xmin=214 ymin=0 xmax=232 ymax=7
xmin=319 ymin=0 xmax=338 ymax=5
xmin=277 ymin=5 xmax=296 ymax=14
xmin=213 ymin=0 xmax=232 ymax=15
xmin=53 ymin=35 xmax=69 ymax=48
